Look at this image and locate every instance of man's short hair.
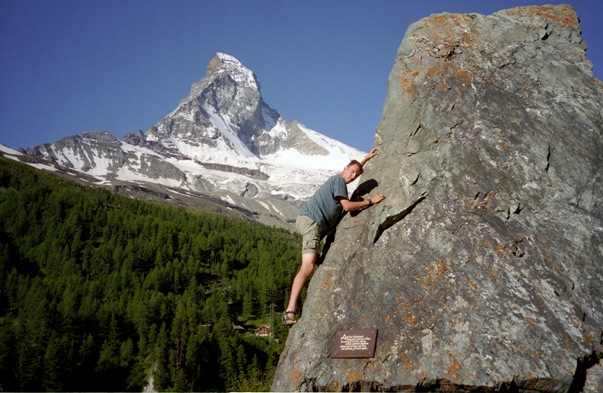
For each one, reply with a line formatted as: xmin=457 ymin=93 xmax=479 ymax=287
xmin=347 ymin=160 xmax=364 ymax=174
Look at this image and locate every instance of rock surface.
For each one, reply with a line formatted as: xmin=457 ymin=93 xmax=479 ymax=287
xmin=272 ymin=5 xmax=603 ymax=392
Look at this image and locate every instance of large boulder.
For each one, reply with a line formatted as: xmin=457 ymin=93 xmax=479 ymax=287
xmin=272 ymin=5 xmax=603 ymax=392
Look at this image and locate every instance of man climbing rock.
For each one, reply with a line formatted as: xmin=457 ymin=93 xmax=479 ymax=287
xmin=282 ymin=148 xmax=385 ymax=325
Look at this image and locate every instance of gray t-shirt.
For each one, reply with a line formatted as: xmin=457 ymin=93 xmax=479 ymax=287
xmin=299 ymin=175 xmax=348 ymax=232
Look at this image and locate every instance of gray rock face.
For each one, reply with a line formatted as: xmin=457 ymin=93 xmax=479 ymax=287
xmin=272 ymin=5 xmax=603 ymax=392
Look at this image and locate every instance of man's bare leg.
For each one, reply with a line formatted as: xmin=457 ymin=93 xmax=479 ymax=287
xmin=284 ymin=252 xmax=318 ymax=322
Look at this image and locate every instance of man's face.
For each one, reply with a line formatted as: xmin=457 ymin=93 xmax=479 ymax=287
xmin=341 ymin=163 xmax=362 ymax=184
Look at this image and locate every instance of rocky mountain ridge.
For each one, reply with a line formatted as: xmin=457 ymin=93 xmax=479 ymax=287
xmin=272 ymin=4 xmax=603 ymax=392
xmin=8 ymin=53 xmax=364 ymax=228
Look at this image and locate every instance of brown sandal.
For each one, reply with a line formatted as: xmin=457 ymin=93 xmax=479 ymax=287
xmin=281 ymin=311 xmax=296 ymax=326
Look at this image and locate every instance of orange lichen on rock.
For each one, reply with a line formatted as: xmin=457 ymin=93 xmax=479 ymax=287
xmin=401 ymin=357 xmax=415 ymax=371
xmin=290 ymin=367 xmax=302 ymax=382
xmin=405 ymin=314 xmax=418 ymax=327
xmin=420 ymin=259 xmax=451 ymax=287
xmin=507 ymin=5 xmax=578 ymax=27
xmin=444 ymin=355 xmax=461 ymax=381
xmin=398 ymin=70 xmax=418 ymax=98
xmin=347 ymin=371 xmax=362 ymax=380
xmin=425 ymin=13 xmax=475 ymax=30
xmin=466 ymin=279 xmax=478 ymax=290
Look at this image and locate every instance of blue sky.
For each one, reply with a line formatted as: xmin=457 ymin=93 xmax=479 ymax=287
xmin=1 ymin=0 xmax=601 ymax=153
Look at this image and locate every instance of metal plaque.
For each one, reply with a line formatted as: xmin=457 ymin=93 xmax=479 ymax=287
xmin=330 ymin=329 xmax=378 ymax=359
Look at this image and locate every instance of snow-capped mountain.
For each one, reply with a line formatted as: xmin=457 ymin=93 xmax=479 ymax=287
xmin=11 ymin=53 xmax=366 ymax=228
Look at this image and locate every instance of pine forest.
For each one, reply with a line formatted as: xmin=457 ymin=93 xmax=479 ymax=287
xmin=0 ymin=157 xmax=303 ymax=391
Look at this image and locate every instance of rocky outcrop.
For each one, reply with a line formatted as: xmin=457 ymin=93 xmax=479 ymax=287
xmin=272 ymin=5 xmax=603 ymax=392
xmin=26 ymin=131 xmax=130 ymax=173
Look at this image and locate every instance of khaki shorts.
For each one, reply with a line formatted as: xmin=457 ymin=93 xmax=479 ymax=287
xmin=296 ymin=215 xmax=323 ymax=254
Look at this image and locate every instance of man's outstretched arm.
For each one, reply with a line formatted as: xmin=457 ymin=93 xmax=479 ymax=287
xmin=339 ymin=194 xmax=385 ymax=212
xmin=359 ymin=147 xmax=380 ymax=168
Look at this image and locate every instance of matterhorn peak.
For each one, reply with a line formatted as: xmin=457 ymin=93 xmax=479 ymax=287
xmin=205 ymin=52 xmax=260 ymax=91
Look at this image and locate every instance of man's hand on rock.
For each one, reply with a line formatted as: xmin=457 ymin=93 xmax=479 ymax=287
xmin=370 ymin=194 xmax=385 ymax=205
xmin=361 ymin=148 xmax=380 ymax=167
